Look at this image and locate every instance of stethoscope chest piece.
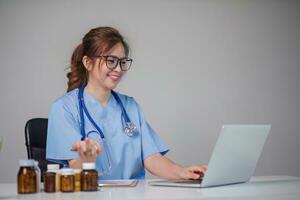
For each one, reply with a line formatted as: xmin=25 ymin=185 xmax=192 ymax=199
xmin=124 ymin=122 xmax=138 ymax=137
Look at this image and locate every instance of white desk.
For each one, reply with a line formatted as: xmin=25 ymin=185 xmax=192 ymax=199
xmin=1 ymin=176 xmax=300 ymax=200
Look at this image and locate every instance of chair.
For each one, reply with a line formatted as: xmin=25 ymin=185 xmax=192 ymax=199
xmin=25 ymin=118 xmax=58 ymax=182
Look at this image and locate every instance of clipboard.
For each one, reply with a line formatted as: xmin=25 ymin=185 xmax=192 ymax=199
xmin=98 ymin=179 xmax=138 ymax=187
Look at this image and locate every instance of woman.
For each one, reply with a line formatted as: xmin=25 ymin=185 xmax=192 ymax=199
xmin=46 ymin=26 xmax=206 ymax=180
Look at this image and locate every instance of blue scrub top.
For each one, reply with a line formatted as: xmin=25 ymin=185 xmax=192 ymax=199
xmin=46 ymin=88 xmax=169 ymax=180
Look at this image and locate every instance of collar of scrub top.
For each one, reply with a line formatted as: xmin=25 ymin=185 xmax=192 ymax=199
xmin=78 ymin=84 xmax=138 ymax=141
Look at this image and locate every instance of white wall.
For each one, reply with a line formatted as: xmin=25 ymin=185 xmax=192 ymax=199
xmin=0 ymin=0 xmax=299 ymax=183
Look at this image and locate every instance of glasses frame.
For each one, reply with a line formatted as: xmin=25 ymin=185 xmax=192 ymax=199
xmin=95 ymin=55 xmax=133 ymax=71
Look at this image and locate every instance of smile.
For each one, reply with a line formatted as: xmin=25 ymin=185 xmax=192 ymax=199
xmin=108 ymin=74 xmax=121 ymax=81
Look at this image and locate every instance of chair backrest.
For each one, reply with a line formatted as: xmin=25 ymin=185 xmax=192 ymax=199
xmin=25 ymin=118 xmax=57 ymax=182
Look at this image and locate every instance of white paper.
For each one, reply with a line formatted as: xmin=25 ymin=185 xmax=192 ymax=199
xmin=98 ymin=179 xmax=138 ymax=187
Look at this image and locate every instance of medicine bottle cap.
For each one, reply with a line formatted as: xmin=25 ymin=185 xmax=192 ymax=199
xmin=61 ymin=168 xmax=74 ymax=176
xmin=19 ymin=159 xmax=35 ymax=167
xmin=82 ymin=162 xmax=96 ymax=170
xmin=47 ymin=164 xmax=60 ymax=170
xmin=73 ymin=169 xmax=82 ymax=174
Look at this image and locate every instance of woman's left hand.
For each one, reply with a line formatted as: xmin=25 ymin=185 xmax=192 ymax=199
xmin=179 ymin=164 xmax=207 ymax=180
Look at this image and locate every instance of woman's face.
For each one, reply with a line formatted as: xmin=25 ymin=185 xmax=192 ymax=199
xmin=88 ymin=42 xmax=127 ymax=91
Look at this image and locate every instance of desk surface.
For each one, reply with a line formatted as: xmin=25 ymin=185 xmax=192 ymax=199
xmin=1 ymin=176 xmax=300 ymax=200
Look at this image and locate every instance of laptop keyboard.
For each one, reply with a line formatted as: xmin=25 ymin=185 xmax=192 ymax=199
xmin=171 ymin=179 xmax=203 ymax=184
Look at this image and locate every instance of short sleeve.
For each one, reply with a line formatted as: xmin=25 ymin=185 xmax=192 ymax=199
xmin=135 ymin=102 xmax=169 ymax=160
xmin=46 ymin=99 xmax=81 ymax=164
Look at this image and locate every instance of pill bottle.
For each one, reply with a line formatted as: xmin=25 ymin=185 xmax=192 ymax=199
xmin=47 ymin=164 xmax=61 ymax=192
xmin=80 ymin=162 xmax=98 ymax=191
xmin=17 ymin=159 xmax=37 ymax=194
xmin=43 ymin=172 xmax=56 ymax=193
xmin=60 ymin=168 xmax=74 ymax=192
xmin=73 ymin=169 xmax=81 ymax=192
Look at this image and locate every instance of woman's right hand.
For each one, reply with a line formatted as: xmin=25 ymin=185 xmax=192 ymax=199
xmin=71 ymin=137 xmax=101 ymax=163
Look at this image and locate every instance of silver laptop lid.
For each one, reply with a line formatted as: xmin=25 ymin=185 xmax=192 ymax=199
xmin=201 ymin=124 xmax=271 ymax=187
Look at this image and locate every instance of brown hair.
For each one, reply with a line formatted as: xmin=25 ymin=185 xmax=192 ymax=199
xmin=66 ymin=27 xmax=130 ymax=92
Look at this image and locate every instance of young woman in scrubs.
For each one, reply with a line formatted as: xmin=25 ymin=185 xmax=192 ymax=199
xmin=46 ymin=26 xmax=207 ymax=180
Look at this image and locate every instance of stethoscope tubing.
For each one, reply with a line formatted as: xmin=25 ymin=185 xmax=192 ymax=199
xmin=78 ymin=85 xmax=136 ymax=141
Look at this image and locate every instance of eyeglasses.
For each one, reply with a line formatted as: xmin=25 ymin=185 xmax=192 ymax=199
xmin=97 ymin=55 xmax=133 ymax=71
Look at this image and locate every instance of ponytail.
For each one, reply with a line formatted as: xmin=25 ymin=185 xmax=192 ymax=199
xmin=66 ymin=44 xmax=87 ymax=92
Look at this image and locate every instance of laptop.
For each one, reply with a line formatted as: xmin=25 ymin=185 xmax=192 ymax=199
xmin=149 ymin=124 xmax=271 ymax=188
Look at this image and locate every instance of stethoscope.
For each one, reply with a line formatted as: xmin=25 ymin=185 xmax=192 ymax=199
xmin=78 ymin=84 xmax=138 ymax=141
xmin=77 ymin=84 xmax=138 ymax=175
